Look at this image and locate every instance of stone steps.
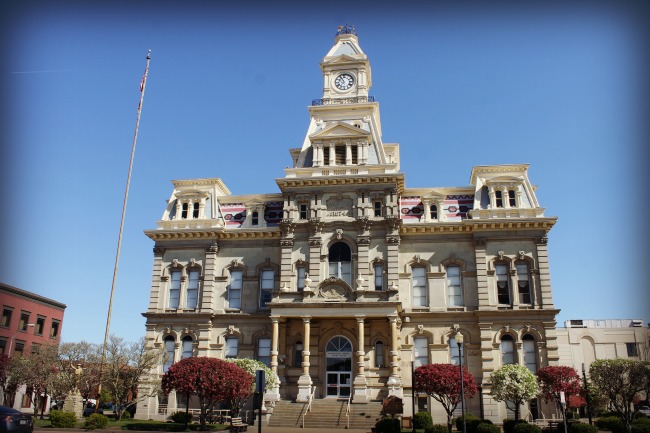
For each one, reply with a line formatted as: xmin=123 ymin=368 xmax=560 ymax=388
xmin=269 ymin=399 xmax=383 ymax=430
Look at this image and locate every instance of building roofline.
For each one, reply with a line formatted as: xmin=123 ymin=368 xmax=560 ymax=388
xmin=0 ymin=282 xmax=67 ymax=310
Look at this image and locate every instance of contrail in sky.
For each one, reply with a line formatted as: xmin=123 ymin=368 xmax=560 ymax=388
xmin=10 ymin=69 xmax=79 ymax=74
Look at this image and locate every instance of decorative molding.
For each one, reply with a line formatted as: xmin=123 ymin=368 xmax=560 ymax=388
xmin=309 ymin=218 xmax=324 ymax=235
xmin=280 ymin=239 xmax=295 ymax=247
xmin=153 ymin=247 xmax=165 ymax=255
xmin=473 ymin=239 xmax=487 ymax=247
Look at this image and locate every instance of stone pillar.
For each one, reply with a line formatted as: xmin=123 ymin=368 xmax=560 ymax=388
xmin=536 ymin=237 xmax=555 ymax=308
xmin=479 ymin=322 xmax=498 ymax=421
xmin=269 ymin=316 xmax=281 ymax=399
xmin=387 ymin=315 xmax=403 ymax=398
xmin=474 ymin=239 xmax=490 ymax=309
xmin=202 ymin=243 xmax=218 ymax=311
xmin=353 ymin=315 xmax=369 ymax=403
xmin=510 ymin=267 xmax=519 ymax=308
xmin=296 ymin=316 xmax=313 ymax=402
xmin=149 ymin=247 xmax=165 ymax=311
xmin=346 ymin=142 xmax=352 ymax=165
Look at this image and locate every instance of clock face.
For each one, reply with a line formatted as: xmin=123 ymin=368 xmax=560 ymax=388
xmin=334 ymin=73 xmax=355 ymax=90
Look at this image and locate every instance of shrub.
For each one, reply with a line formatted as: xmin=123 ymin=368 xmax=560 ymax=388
xmin=633 ymin=418 xmax=650 ymax=433
xmin=415 ymin=411 xmax=434 ymax=430
xmin=466 ymin=418 xmax=493 ymax=433
xmin=504 ymin=419 xmax=529 ymax=433
xmin=50 ymin=410 xmax=77 ymax=428
xmin=374 ymin=417 xmax=400 ymax=433
xmin=426 ymin=425 xmax=449 ymax=433
xmin=171 ymin=411 xmax=193 ymax=424
xmin=477 ymin=422 xmax=502 ymax=433
xmin=457 ymin=414 xmax=481 ymax=432
xmin=568 ymin=422 xmax=598 ymax=433
xmin=514 ymin=422 xmax=542 ymax=433
xmin=596 ymin=416 xmax=625 ymax=433
xmin=84 ymin=413 xmax=109 ymax=430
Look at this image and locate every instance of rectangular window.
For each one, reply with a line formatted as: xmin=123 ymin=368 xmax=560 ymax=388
xmin=375 ymin=341 xmax=385 ymax=368
xmin=228 ymin=270 xmax=243 ymax=309
xmin=50 ymin=320 xmax=60 ymax=338
xmin=299 ymin=204 xmax=308 ymax=220
xmin=168 ymin=270 xmax=181 ymax=309
xmin=18 ymin=312 xmax=30 ymax=331
xmin=430 ymin=205 xmax=438 ymax=220
xmin=329 ymin=261 xmax=352 ymax=285
xmin=374 ymin=264 xmax=383 ymax=291
xmin=517 ymin=263 xmax=532 ymax=304
xmin=225 ymin=337 xmax=238 ymax=359
xmin=495 ymin=190 xmax=503 ymax=208
xmin=259 ymin=269 xmax=274 ymax=308
xmin=374 ymin=201 xmax=382 ymax=217
xmin=35 ymin=316 xmax=45 ymax=336
xmin=192 ymin=202 xmax=200 ymax=218
xmin=14 ymin=340 xmax=25 ymax=357
xmin=186 ymin=270 xmax=199 ymax=309
xmin=181 ymin=202 xmax=188 ymax=219
xmin=258 ymin=338 xmax=271 ymax=367
xmin=0 ymin=337 xmax=6 ymax=355
xmin=351 ymin=145 xmax=358 ymax=164
xmin=182 ymin=337 xmax=193 ymax=359
xmin=414 ymin=337 xmax=428 ymax=368
xmin=447 ymin=266 xmax=462 ymax=306
xmin=294 ymin=342 xmax=303 ymax=367
xmin=496 ymin=264 xmax=510 ymax=304
xmin=1 ymin=308 xmax=12 ymax=327
xmin=252 ymin=211 xmax=259 ymax=225
xmin=449 ymin=336 xmax=460 ymax=366
xmin=508 ymin=190 xmax=517 ymax=207
xmin=412 ymin=267 xmax=427 ymax=307
xmin=297 ymin=266 xmax=306 ymax=291
xmin=523 ymin=338 xmax=537 ymax=372
xmin=626 ymin=342 xmax=639 ymax=357
xmin=323 ymin=146 xmax=330 ymax=165
xmin=501 ymin=337 xmax=515 ymax=365
xmin=335 ymin=145 xmax=346 ymax=165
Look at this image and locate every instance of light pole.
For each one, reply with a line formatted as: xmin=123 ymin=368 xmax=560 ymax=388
xmin=7 ymin=323 xmax=35 ymax=356
xmin=411 ymin=357 xmax=416 ymax=433
xmin=582 ymin=363 xmax=592 ymax=425
xmin=456 ymin=332 xmax=466 ymax=433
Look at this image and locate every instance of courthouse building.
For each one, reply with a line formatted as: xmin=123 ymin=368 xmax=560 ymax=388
xmin=138 ymin=26 xmax=561 ymax=422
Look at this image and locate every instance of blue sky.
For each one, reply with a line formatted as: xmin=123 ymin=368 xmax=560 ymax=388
xmin=1 ymin=1 xmax=648 ymax=344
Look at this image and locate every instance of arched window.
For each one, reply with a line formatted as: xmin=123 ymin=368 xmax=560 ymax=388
xmin=257 ymin=337 xmax=271 ymax=367
xmin=516 ymin=263 xmax=532 ymax=304
xmin=168 ymin=269 xmax=181 ymax=309
xmin=259 ymin=269 xmax=274 ymax=308
xmin=412 ymin=267 xmax=427 ymax=307
xmin=225 ymin=337 xmax=238 ymax=359
xmin=447 ymin=266 xmax=462 ymax=306
xmin=523 ymin=334 xmax=537 ymax=372
xmin=186 ymin=269 xmax=200 ymax=309
xmin=496 ymin=264 xmax=510 ymax=305
xmin=294 ymin=341 xmax=303 ymax=367
xmin=414 ymin=336 xmax=428 ymax=368
xmin=430 ymin=205 xmax=438 ymax=220
xmin=449 ymin=336 xmax=460 ymax=366
xmin=375 ymin=341 xmax=385 ymax=368
xmin=163 ymin=336 xmax=175 ymax=372
xmin=181 ymin=336 xmax=193 ymax=359
xmin=501 ymin=335 xmax=515 ymax=365
xmin=228 ymin=270 xmax=242 ymax=309
xmin=328 ymin=242 xmax=352 ymax=284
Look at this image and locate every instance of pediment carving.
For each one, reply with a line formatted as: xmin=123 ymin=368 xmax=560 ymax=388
xmin=310 ymin=122 xmax=371 ymax=139
xmin=315 ymin=277 xmax=354 ymax=301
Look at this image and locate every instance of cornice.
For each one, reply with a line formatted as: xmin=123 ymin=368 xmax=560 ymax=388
xmin=399 ymin=218 xmax=557 ymax=236
xmin=145 ymin=229 xmax=281 ymax=241
xmin=172 ymin=177 xmax=231 ymax=195
xmin=276 ymin=173 xmax=405 ymax=193
xmin=469 ymin=164 xmax=530 ymax=186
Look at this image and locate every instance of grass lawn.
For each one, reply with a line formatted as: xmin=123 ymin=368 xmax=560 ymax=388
xmin=33 ymin=417 xmax=230 ymax=431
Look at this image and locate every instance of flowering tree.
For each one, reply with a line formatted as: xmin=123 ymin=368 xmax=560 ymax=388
xmin=490 ymin=364 xmax=539 ymax=420
xmin=9 ymin=344 xmax=59 ymax=417
xmin=414 ymin=363 xmax=478 ymax=433
xmin=589 ymin=359 xmax=649 ymax=433
xmin=537 ymin=366 xmax=583 ymax=416
xmin=161 ymin=357 xmax=253 ymax=429
xmin=0 ymin=354 xmax=9 ymax=405
xmin=226 ymin=359 xmax=278 ymax=414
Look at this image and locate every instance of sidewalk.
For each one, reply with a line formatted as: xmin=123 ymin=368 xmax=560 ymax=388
xmin=37 ymin=429 xmax=370 ymax=433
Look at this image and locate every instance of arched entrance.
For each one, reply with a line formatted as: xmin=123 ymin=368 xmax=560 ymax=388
xmin=325 ymin=336 xmax=353 ymax=398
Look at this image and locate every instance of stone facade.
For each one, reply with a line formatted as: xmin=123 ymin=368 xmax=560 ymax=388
xmin=137 ymin=26 xmax=561 ymax=422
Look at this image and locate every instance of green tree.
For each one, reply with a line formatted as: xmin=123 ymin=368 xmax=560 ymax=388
xmin=490 ymin=364 xmax=539 ymax=420
xmin=9 ymin=344 xmax=59 ymax=418
xmin=589 ymin=359 xmax=649 ymax=433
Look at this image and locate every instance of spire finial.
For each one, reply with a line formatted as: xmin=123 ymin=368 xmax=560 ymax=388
xmin=336 ymin=24 xmax=356 ymax=37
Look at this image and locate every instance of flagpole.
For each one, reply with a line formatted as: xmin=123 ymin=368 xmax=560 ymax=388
xmin=96 ymin=50 xmax=151 ymax=408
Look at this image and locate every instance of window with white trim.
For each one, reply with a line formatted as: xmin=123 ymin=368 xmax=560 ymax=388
xmin=299 ymin=204 xmax=308 ymax=220
xmin=225 ymin=337 xmax=238 ymax=359
xmin=496 ymin=264 xmax=510 ymax=304
xmin=163 ymin=336 xmax=174 ymax=372
xmin=508 ymin=190 xmax=517 ymax=207
xmin=168 ymin=269 xmax=181 ymax=309
xmin=374 ymin=201 xmax=382 ymax=217
xmin=495 ymin=190 xmax=504 ymax=208
xmin=375 ymin=341 xmax=385 ymax=367
xmin=296 ymin=265 xmax=306 ymax=291
xmin=430 ymin=205 xmax=438 ymax=220
xmin=414 ymin=337 xmax=428 ymax=368
xmin=523 ymin=334 xmax=537 ymax=372
xmin=501 ymin=335 xmax=515 ymax=365
xmin=447 ymin=265 xmax=462 ymax=306
xmin=374 ymin=263 xmax=383 ymax=291
xmin=258 ymin=337 xmax=271 ymax=367
xmin=186 ymin=269 xmax=200 ymax=309
xmin=412 ymin=267 xmax=427 ymax=307
xmin=449 ymin=336 xmax=460 ymax=366
xmin=328 ymin=242 xmax=352 ymax=285
xmin=259 ymin=269 xmax=274 ymax=308
xmin=228 ymin=270 xmax=242 ymax=309
xmin=516 ymin=263 xmax=532 ymax=304
xmin=252 ymin=211 xmax=259 ymax=226
xmin=181 ymin=336 xmax=193 ymax=359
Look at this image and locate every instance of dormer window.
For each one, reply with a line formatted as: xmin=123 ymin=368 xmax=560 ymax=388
xmin=192 ymin=202 xmax=199 ymax=218
xmin=351 ymin=146 xmax=358 ymax=164
xmin=181 ymin=203 xmax=189 ymax=218
xmin=495 ymin=190 xmax=504 ymax=208
xmin=335 ymin=145 xmax=346 ymax=165
xmin=252 ymin=211 xmax=259 ymax=225
xmin=508 ymin=190 xmax=517 ymax=207
xmin=430 ymin=205 xmax=438 ymax=220
xmin=323 ymin=147 xmax=330 ymax=166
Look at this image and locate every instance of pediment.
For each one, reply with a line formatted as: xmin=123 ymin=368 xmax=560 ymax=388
xmin=309 ymin=122 xmax=371 ymax=140
xmin=323 ymin=54 xmax=361 ymax=64
xmin=314 ymin=277 xmax=354 ymax=301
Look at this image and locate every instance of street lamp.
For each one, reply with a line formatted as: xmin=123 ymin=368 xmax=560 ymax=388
xmin=582 ymin=363 xmax=592 ymax=426
xmin=7 ymin=323 xmax=35 ymax=356
xmin=456 ymin=332 xmax=466 ymax=433
xmin=411 ymin=355 xmax=416 ymax=433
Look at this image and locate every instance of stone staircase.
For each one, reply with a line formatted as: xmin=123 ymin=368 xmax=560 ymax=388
xmin=268 ymin=399 xmax=383 ymax=430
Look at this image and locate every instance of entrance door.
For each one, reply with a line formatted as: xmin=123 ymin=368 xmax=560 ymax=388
xmin=325 ymin=336 xmax=353 ymax=398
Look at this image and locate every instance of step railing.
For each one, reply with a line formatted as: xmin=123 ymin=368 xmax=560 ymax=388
xmin=346 ymin=393 xmax=352 ymax=429
xmin=302 ymin=386 xmax=315 ymax=428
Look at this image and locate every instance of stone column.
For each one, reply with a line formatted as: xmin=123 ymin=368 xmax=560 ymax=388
xmin=353 ymin=315 xmax=369 ymax=403
xmin=329 ymin=144 xmax=336 ymax=166
xmin=202 ymin=243 xmax=218 ymax=311
xmin=387 ymin=315 xmax=403 ymax=398
xmin=536 ymin=237 xmax=555 ymax=308
xmin=269 ymin=316 xmax=281 ymax=399
xmin=474 ymin=239 xmax=490 ymax=309
xmin=149 ymin=247 xmax=165 ymax=311
xmin=296 ymin=316 xmax=313 ymax=402
xmin=346 ymin=142 xmax=352 ymax=165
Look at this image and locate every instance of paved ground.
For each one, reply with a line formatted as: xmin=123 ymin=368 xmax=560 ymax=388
xmin=37 ymin=429 xmax=370 ymax=433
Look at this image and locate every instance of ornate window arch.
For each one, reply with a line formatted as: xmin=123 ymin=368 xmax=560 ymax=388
xmin=294 ymin=259 xmax=309 ymax=292
xmin=371 ymin=257 xmax=386 ymax=291
xmin=491 ymin=253 xmax=514 ymax=305
xmin=222 ymin=328 xmax=242 ymax=359
xmin=256 ymin=258 xmax=279 ymax=308
xmin=522 ymin=334 xmax=537 ymax=372
xmin=408 ymin=256 xmax=429 ymax=308
xmin=224 ymin=260 xmax=246 ymax=310
xmin=163 ymin=335 xmax=175 ymax=372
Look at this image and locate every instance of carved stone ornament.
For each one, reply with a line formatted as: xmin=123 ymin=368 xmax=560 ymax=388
xmin=417 ymin=324 xmax=425 ymax=334
xmin=207 ymin=243 xmax=219 ymax=253
xmin=317 ymin=282 xmax=351 ymax=300
xmin=227 ymin=325 xmax=235 ymax=335
xmin=498 ymin=251 xmax=505 ymax=261
xmin=537 ymin=236 xmax=549 ymax=245
xmin=356 ymin=216 xmax=371 ymax=232
xmin=153 ymin=247 xmax=165 ymax=255
xmin=356 ymin=236 xmax=370 ymax=245
xmin=386 ymin=236 xmax=400 ymax=245
xmin=189 ymin=258 xmax=196 ymax=267
xmin=280 ymin=218 xmax=296 ymax=236
xmin=171 ymin=259 xmax=181 ymax=268
xmin=335 ymin=229 xmax=343 ymax=240
xmin=414 ymin=255 xmax=421 ymax=264
xmin=309 ymin=238 xmax=322 ymax=247
xmin=473 ymin=239 xmax=487 ymax=247
xmin=309 ymin=218 xmax=324 ymax=235
xmin=518 ymin=251 xmax=525 ymax=260
xmin=385 ymin=215 xmax=402 ymax=232
xmin=281 ymin=239 xmax=294 ymax=247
